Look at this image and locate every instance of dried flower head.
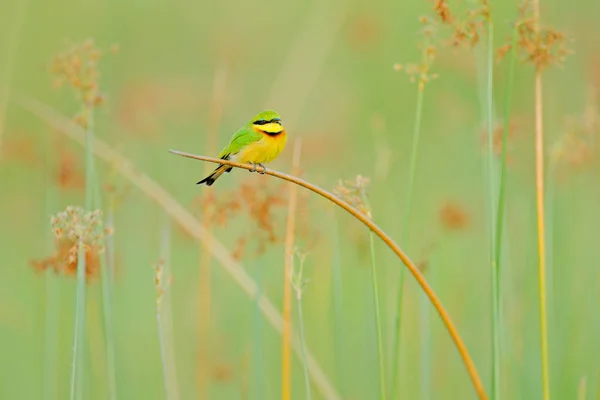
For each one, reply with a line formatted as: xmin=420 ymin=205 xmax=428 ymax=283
xmin=31 ymin=206 xmax=110 ymax=280
xmin=439 ymin=201 xmax=470 ymax=231
xmin=498 ymin=1 xmax=571 ymax=69
xmin=51 ymin=38 xmax=117 ymax=128
xmin=395 ymin=16 xmax=440 ymax=87
xmin=192 ymin=179 xmax=288 ymax=257
xmin=433 ymin=0 xmax=490 ymax=49
xmin=334 ymin=175 xmax=372 ymax=219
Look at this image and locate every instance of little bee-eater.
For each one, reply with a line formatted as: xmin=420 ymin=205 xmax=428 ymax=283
xmin=197 ymin=110 xmax=287 ymax=186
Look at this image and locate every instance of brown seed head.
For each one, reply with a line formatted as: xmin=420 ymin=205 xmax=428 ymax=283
xmin=439 ymin=201 xmax=470 ymax=231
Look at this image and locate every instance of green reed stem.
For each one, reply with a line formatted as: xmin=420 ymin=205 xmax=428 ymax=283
xmin=43 ymin=117 xmax=59 ymax=400
xmin=157 ymin=308 xmax=169 ymax=400
xmin=483 ymin=19 xmax=501 ymax=400
xmin=419 ymin=276 xmax=431 ymax=400
xmin=293 ymin=254 xmax=312 ymax=400
xmin=297 ymin=294 xmax=312 ymax=400
xmin=331 ymin=212 xmax=344 ymax=396
xmin=70 ymin=108 xmax=95 ymax=400
xmin=358 ymin=187 xmax=386 ymax=400
xmin=70 ymin=239 xmax=87 ymax=400
xmin=493 ymin=24 xmax=518 ymax=400
xmin=369 ymin=231 xmax=386 ymax=400
xmin=94 ymin=182 xmax=117 ymax=400
xmin=391 ymin=79 xmax=425 ymax=399
xmin=253 ymin=265 xmax=265 ymax=400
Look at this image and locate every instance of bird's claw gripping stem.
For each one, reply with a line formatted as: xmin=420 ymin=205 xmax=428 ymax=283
xmin=247 ymin=162 xmax=267 ymax=174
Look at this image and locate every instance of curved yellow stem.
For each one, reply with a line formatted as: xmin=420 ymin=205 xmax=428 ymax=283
xmin=169 ymin=149 xmax=488 ymax=400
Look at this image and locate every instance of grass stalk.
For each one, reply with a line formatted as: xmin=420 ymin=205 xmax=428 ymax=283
xmin=296 ymin=290 xmax=311 ymax=400
xmin=70 ymin=107 xmax=95 ymax=400
xmin=391 ymin=78 xmax=426 ymax=399
xmin=358 ymin=183 xmax=386 ymax=400
xmin=419 ymin=275 xmax=431 ymax=400
xmin=369 ymin=231 xmax=386 ymax=400
xmin=98 ymin=250 xmax=117 ymax=399
xmin=159 ymin=216 xmax=180 ymax=400
xmin=282 ymin=139 xmax=302 ymax=400
xmin=493 ymin=22 xmax=519 ymax=400
xmin=157 ymin=298 xmax=170 ymax=400
xmin=484 ymin=18 xmax=501 ymax=400
xmin=42 ymin=112 xmax=59 ymax=400
xmin=70 ymin=239 xmax=87 ymax=400
xmin=94 ymin=180 xmax=117 ymax=400
xmin=291 ymin=252 xmax=312 ymax=400
xmin=533 ymin=0 xmax=551 ymax=397
xmin=253 ymin=264 xmax=265 ymax=400
xmin=330 ymin=213 xmax=344 ymax=396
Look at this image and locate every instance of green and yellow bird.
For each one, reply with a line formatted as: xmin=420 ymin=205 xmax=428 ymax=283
xmin=197 ymin=110 xmax=287 ymax=186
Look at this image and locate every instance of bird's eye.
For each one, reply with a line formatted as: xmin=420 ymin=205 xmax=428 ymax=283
xmin=254 ymin=119 xmax=268 ymax=125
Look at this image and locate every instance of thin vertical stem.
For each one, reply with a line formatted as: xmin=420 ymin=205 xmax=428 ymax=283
xmin=70 ymin=108 xmax=95 ymax=400
xmin=419 ymin=283 xmax=431 ymax=400
xmin=369 ymin=232 xmax=386 ymax=400
xmin=94 ymin=183 xmax=117 ymax=400
xmin=494 ymin=23 xmax=519 ymax=400
xmin=70 ymin=239 xmax=87 ymax=400
xmin=293 ymin=254 xmax=312 ymax=400
xmin=485 ymin=18 xmax=501 ymax=400
xmin=296 ymin=296 xmax=311 ymax=400
xmin=253 ymin=267 xmax=265 ymax=400
xmin=331 ymin=213 xmax=344 ymax=396
xmin=157 ymin=310 xmax=169 ymax=400
xmin=533 ymin=0 xmax=550 ymax=397
xmin=159 ymin=217 xmax=180 ymax=400
xmin=282 ymin=140 xmax=302 ymax=400
xmin=43 ymin=113 xmax=58 ymax=400
xmin=391 ymin=79 xmax=425 ymax=398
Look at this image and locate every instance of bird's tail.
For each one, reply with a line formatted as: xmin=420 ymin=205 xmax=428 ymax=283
xmin=196 ymin=164 xmax=233 ymax=186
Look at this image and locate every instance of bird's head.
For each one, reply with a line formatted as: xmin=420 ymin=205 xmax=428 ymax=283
xmin=251 ymin=110 xmax=284 ymax=135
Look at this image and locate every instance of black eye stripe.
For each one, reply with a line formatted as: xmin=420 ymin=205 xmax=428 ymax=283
xmin=253 ymin=118 xmax=282 ymax=125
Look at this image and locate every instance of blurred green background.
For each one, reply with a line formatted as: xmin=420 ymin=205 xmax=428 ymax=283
xmin=1 ymin=0 xmax=599 ymax=399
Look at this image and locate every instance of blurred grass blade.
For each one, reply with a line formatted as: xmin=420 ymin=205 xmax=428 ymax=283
xmin=484 ymin=18 xmax=501 ymax=400
xmin=70 ymin=239 xmax=87 ymax=400
xmin=331 ymin=212 xmax=344 ymax=397
xmin=493 ymin=22 xmax=519 ymax=400
xmin=282 ymin=140 xmax=301 ymax=400
xmin=533 ymin=0 xmax=551 ymax=397
xmin=392 ymin=77 xmax=426 ymax=399
xmin=369 ymin=231 xmax=386 ymax=400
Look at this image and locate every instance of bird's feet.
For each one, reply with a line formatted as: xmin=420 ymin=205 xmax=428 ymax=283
xmin=247 ymin=162 xmax=267 ymax=174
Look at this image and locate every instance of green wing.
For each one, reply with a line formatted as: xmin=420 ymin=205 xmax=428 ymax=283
xmin=217 ymin=127 xmax=262 ymax=159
